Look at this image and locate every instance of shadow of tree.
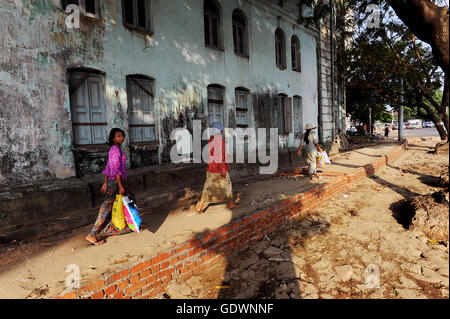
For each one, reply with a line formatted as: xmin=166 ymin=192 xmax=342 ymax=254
xmin=214 ymin=212 xmax=331 ymax=299
xmin=352 ymin=150 xmax=385 ymax=158
xmin=386 ymin=164 xmax=442 ymax=188
xmin=368 ymin=174 xmax=421 ymax=199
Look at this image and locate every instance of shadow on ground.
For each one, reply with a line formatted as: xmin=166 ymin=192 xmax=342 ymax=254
xmin=215 ymin=213 xmax=331 ymax=299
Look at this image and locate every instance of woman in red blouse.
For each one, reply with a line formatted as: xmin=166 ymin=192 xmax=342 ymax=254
xmin=196 ymin=123 xmax=239 ymax=213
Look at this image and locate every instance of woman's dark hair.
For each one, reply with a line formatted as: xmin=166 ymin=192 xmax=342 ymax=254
xmin=304 ymin=129 xmax=311 ymax=144
xmin=108 ymin=128 xmax=125 ymax=146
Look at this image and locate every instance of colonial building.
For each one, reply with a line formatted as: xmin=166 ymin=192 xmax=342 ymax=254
xmin=0 ymin=0 xmax=345 ymax=187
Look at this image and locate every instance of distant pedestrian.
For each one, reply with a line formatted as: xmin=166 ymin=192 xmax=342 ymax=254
xmin=196 ymin=122 xmax=239 ymax=213
xmin=384 ymin=124 xmax=389 ymax=137
xmin=297 ymin=123 xmax=323 ymax=180
xmin=86 ymin=128 xmax=132 ymax=246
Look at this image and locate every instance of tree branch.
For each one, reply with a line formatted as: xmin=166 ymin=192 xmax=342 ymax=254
xmin=411 ymin=34 xmax=433 ymax=86
xmin=387 ymin=0 xmax=449 ymax=76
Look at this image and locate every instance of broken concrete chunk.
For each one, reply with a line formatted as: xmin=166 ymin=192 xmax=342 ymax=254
xmin=263 ymin=198 xmax=276 ymax=206
xmin=239 ymin=254 xmax=260 ymax=269
xmin=165 ymin=282 xmax=193 ymax=298
xmin=262 ymin=246 xmax=284 ymax=257
xmin=268 ymin=255 xmax=285 ymax=262
xmin=250 ymin=240 xmax=271 ymax=255
xmin=271 ymin=236 xmax=286 ymax=247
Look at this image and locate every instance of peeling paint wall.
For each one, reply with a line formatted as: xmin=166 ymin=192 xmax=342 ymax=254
xmin=1 ymin=0 xmax=78 ymax=186
xmin=0 ymin=0 xmax=322 ymax=186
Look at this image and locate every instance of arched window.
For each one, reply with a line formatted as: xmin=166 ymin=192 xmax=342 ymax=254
xmin=68 ymin=68 xmax=107 ymax=145
xmin=275 ymin=28 xmax=286 ymax=69
xmin=232 ymin=9 xmax=248 ymax=56
xmin=291 ymin=35 xmax=301 ymax=71
xmin=204 ymin=0 xmax=221 ymax=49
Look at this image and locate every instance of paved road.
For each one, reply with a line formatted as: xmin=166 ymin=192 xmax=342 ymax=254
xmin=386 ymin=127 xmax=441 ymax=139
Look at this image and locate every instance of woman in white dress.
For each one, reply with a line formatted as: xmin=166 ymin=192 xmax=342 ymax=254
xmin=297 ymin=123 xmax=323 ymax=180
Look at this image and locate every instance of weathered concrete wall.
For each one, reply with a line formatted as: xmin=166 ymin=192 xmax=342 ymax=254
xmin=0 ymin=0 xmax=75 ymax=186
xmin=0 ymin=0 xmax=321 ymax=187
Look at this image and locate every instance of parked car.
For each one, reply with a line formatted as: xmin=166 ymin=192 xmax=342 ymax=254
xmin=424 ymin=121 xmax=435 ymax=128
xmin=407 ymin=120 xmax=423 ymax=129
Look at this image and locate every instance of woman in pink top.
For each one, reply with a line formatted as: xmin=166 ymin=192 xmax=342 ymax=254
xmin=86 ymin=128 xmax=132 ymax=246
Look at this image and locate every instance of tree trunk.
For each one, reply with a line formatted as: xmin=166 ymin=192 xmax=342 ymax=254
xmin=438 ymin=76 xmax=449 ymax=134
xmin=420 ymin=102 xmax=448 ymax=140
xmin=387 ymin=0 xmax=449 ymax=77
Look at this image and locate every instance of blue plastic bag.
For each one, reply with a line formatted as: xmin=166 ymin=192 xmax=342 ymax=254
xmin=122 ymin=196 xmax=142 ymax=233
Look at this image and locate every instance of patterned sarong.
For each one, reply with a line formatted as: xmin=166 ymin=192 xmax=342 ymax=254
xmin=89 ymin=180 xmax=132 ymax=237
xmin=200 ymin=171 xmax=233 ymax=203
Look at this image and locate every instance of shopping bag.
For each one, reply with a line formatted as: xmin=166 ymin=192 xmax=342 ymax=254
xmin=317 ymin=152 xmax=325 ymax=168
xmin=112 ymin=194 xmax=126 ymax=230
xmin=322 ymin=151 xmax=332 ymax=164
xmin=122 ymin=196 xmax=141 ymax=233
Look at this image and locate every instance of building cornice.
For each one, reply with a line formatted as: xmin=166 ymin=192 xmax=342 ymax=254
xmin=248 ymin=0 xmax=320 ymax=38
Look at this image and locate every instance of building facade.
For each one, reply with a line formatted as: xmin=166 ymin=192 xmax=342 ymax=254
xmin=0 ymin=0 xmax=345 ymax=187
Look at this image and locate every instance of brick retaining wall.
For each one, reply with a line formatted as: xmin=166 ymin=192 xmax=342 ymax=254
xmin=54 ymin=141 xmax=408 ymax=299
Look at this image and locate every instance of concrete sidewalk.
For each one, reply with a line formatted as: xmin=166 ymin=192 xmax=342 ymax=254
xmin=0 ymin=142 xmax=401 ymax=298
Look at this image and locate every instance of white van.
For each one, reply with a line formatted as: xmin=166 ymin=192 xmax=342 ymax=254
xmin=408 ymin=120 xmax=422 ymax=129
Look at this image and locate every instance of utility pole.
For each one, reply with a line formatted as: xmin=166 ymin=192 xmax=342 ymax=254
xmin=398 ymin=76 xmax=404 ymax=141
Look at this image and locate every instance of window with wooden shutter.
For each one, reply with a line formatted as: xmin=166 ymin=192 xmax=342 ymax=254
xmin=277 ymin=94 xmax=285 ymax=133
xmin=122 ymin=0 xmax=152 ymax=33
xmin=293 ymin=96 xmax=303 ymax=133
xmin=207 ymin=85 xmax=225 ymax=126
xmin=283 ymin=97 xmax=293 ymax=133
xmin=291 ymin=35 xmax=301 ymax=72
xmin=88 ymin=76 xmax=107 ymax=143
xmin=235 ymin=89 xmax=250 ymax=136
xmin=275 ymin=28 xmax=286 ymax=69
xmin=69 ymin=71 xmax=107 ymax=145
xmin=232 ymin=9 xmax=248 ymax=57
xmin=126 ymin=76 xmax=156 ymax=142
xmin=62 ymin=0 xmax=102 ymax=18
xmin=204 ymin=0 xmax=221 ymax=49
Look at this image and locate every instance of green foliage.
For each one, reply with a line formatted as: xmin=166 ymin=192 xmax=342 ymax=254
xmin=341 ymin=0 xmax=446 ymax=127
xmin=379 ymin=110 xmax=392 ymax=123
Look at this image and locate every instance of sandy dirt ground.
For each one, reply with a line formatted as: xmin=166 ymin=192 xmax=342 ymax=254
xmin=159 ymin=138 xmax=449 ymax=299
